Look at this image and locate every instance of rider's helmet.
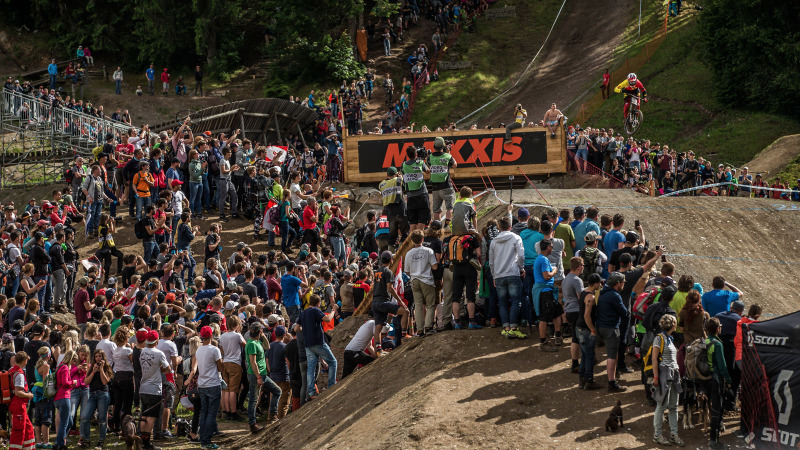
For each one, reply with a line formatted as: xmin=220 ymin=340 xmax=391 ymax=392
xmin=627 ymin=73 xmax=638 ymax=86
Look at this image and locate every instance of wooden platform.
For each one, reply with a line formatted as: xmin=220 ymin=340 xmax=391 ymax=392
xmin=342 ymin=120 xmax=567 ymax=184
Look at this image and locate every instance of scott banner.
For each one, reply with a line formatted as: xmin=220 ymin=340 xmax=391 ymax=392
xmin=742 ymin=311 xmax=800 ymax=448
xmin=356 ymin=130 xmax=549 ymax=174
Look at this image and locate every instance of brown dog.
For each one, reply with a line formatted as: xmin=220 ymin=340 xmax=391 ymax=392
xmin=605 ymin=400 xmax=624 ymax=432
xmin=121 ymin=415 xmax=141 ymax=450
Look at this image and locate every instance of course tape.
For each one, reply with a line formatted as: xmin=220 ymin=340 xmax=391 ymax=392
xmin=659 ymin=181 xmax=797 ymax=198
xmin=455 ymin=0 xmax=569 ymax=125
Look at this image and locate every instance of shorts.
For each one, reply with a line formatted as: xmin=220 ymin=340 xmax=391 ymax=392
xmin=576 ymin=148 xmax=588 ymax=161
xmin=162 ymin=382 xmax=176 ymax=409
xmin=537 ymin=290 xmax=563 ymax=322
xmin=222 ymin=362 xmax=243 ymax=393
xmin=114 ymin=169 xmax=125 ymax=190
xmin=566 ymin=311 xmax=580 ymax=331
xmin=547 ymin=120 xmax=558 ymax=126
xmin=162 ymin=82 xmax=169 ymax=90
xmin=140 ymin=393 xmax=163 ymax=418
xmin=598 ymin=328 xmax=620 ymax=359
xmin=34 ymin=399 xmax=53 ymax=426
xmin=372 ymin=300 xmax=400 ymax=326
xmin=406 ymin=195 xmax=431 ymax=225
xmin=431 ymin=189 xmax=455 ymax=214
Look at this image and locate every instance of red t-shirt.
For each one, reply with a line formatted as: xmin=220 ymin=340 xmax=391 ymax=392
xmin=154 ymin=209 xmax=166 ymax=235
xmin=49 ymin=212 xmax=65 ymax=225
xmin=116 ymin=143 xmax=134 ymax=167
xmin=266 ymin=276 xmax=282 ymax=301
xmin=603 ymin=73 xmax=610 ymax=85
xmin=302 ymin=206 xmax=317 ymax=231
xmin=74 ymin=288 xmax=90 ymax=324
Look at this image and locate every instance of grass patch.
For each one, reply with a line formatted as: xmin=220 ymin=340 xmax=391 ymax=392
xmin=411 ymin=0 xmax=564 ymax=128
xmin=773 ymin=153 xmax=800 ymax=186
xmin=581 ymin=19 xmax=800 ymax=167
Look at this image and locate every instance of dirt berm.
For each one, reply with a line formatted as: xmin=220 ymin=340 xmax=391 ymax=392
xmin=235 ymin=188 xmax=786 ymax=449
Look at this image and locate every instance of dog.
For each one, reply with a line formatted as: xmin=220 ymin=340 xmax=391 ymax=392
xmin=681 ymin=380 xmax=710 ymax=430
xmin=121 ymin=414 xmax=141 ymax=450
xmin=605 ymin=400 xmax=624 ymax=432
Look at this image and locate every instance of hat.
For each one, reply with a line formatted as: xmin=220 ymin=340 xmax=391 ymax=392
xmin=369 ymin=252 xmax=378 ymax=260
xmin=77 ymin=276 xmax=90 ymax=286
xmin=517 ymin=208 xmax=529 ymax=219
xmin=105 ymin=288 xmax=116 ymax=297
xmin=36 ymin=219 xmax=48 ymax=228
xmin=165 ymin=292 xmax=176 ymax=302
xmin=606 ymin=272 xmax=625 ymax=287
xmin=380 ymin=251 xmax=393 ymax=264
xmin=107 ymin=277 xmax=117 ymax=286
xmin=584 ymin=231 xmax=598 ymax=243
xmin=226 ymin=281 xmax=237 ymax=291
xmin=274 ymin=325 xmax=286 ymax=337
xmin=230 ymin=293 xmax=240 ymax=303
xmin=31 ymin=323 xmax=44 ymax=336
xmin=44 ymin=228 xmax=54 ymax=237
xmin=360 ymin=251 xmax=369 ymax=259
xmin=11 ymin=320 xmax=24 ymax=333
xmin=136 ymin=329 xmax=149 ymax=343
xmin=429 ymin=220 xmax=443 ymax=231
xmin=203 ymin=131 xmax=212 ymax=137
xmin=2 ymin=333 xmax=13 ymax=344
xmin=54 ymin=223 xmax=64 ymax=232
xmin=387 ymin=167 xmax=398 ymax=176
xmin=184 ymin=302 xmax=197 ymax=312
xmin=625 ymin=231 xmax=639 ymax=243
xmin=237 ymin=242 xmax=247 ymax=251
xmin=146 ymin=330 xmax=160 ymax=344
xmin=199 ymin=326 xmax=213 ymax=339
xmin=660 ymin=276 xmax=675 ymax=287
xmin=267 ymin=314 xmax=280 ymax=325
xmin=258 ymin=254 xmax=269 ymax=264
xmin=300 ymin=243 xmax=309 ymax=252
xmin=224 ymin=300 xmax=238 ymax=311
xmin=619 ymin=253 xmax=633 ymax=265
xmin=731 ymin=301 xmax=745 ymax=312
xmin=136 ymin=290 xmax=147 ymax=300
xmin=348 ymin=263 xmax=359 ymax=273
xmin=41 ymin=201 xmax=54 ymax=209
xmin=170 ymin=180 xmax=183 ymax=187
xmin=343 ymin=270 xmax=353 ymax=278
xmin=39 ymin=312 xmax=51 ymax=322
xmin=433 ymin=136 xmax=445 ymax=149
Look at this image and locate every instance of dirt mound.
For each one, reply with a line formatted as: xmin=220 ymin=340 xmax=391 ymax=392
xmin=744 ymin=134 xmax=800 ymax=177
xmin=237 ymin=327 xmax=738 ymax=449
xmin=326 ymin=314 xmax=371 ymax=379
xmin=478 ymin=0 xmax=633 ymax=127
xmin=476 ymin=188 xmax=799 ymax=316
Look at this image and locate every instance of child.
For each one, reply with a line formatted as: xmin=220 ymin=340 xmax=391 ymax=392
xmin=136 ymin=86 xmax=143 ymax=96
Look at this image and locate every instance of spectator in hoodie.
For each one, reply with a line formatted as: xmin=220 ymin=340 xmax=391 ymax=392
xmin=489 ymin=217 xmax=527 ymax=339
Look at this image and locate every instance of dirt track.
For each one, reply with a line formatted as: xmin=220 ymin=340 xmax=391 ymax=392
xmin=477 ymin=0 xmax=633 ymax=127
xmin=744 ymin=134 xmax=800 ymax=177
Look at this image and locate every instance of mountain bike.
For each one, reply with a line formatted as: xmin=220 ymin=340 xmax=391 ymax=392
xmin=624 ymin=95 xmax=645 ymax=135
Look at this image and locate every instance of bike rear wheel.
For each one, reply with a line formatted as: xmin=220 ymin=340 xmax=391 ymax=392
xmin=625 ymin=110 xmax=644 ymax=135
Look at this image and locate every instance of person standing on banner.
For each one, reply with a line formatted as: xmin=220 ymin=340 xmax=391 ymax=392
xmin=427 ymin=137 xmax=457 ymax=226
xmin=401 ymin=147 xmax=430 ymax=233
xmin=505 ymin=104 xmax=527 ymax=143
xmin=378 ymin=167 xmax=407 ymax=251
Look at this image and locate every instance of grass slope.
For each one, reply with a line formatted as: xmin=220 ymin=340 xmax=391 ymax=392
xmin=411 ymin=0 xmax=564 ymax=128
xmin=582 ymin=17 xmax=800 ymax=167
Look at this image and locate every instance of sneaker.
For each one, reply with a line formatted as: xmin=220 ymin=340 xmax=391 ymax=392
xmin=436 ymin=323 xmax=454 ymax=332
xmin=77 ymin=440 xmax=90 ymax=449
xmin=490 ymin=318 xmax=499 ymax=328
xmin=250 ymin=424 xmax=263 ymax=434
xmin=376 ymin=349 xmax=388 ymax=357
xmin=501 ymin=329 xmax=509 ymax=338
xmin=469 ymin=259 xmax=482 ymax=271
xmin=653 ymin=434 xmax=671 ymax=446
xmin=161 ymin=430 xmax=175 ymax=438
xmin=454 ymin=323 xmax=463 ymax=330
xmin=578 ymin=377 xmax=586 ymax=389
xmin=570 ymin=363 xmax=580 ymax=374
xmin=507 ymin=328 xmax=527 ymax=339
xmin=608 ymin=381 xmax=627 ymax=393
xmin=94 ymin=440 xmax=104 ymax=449
xmin=231 ymin=214 xmax=241 ymax=219
xmin=735 ymin=430 xmax=748 ymax=439
xmin=669 ymin=435 xmax=685 ymax=447
xmin=229 ymin=413 xmax=244 ymax=422
xmin=583 ymin=380 xmax=603 ymax=390
xmin=423 ymin=328 xmax=437 ymax=335
xmin=554 ymin=336 xmax=563 ymax=345
xmin=618 ymin=366 xmax=635 ymax=374
xmin=709 ymin=441 xmax=729 ymax=450
xmin=468 ymin=322 xmax=482 ymax=330
xmin=539 ymin=342 xmax=558 ymax=352
xmin=203 ymin=445 xmax=220 ymax=449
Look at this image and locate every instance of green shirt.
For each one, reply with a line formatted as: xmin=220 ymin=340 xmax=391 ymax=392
xmin=246 ymin=338 xmax=267 ymax=375
xmin=110 ymin=318 xmax=122 ymax=336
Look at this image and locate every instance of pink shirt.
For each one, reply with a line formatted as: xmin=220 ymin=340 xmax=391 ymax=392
xmin=70 ymin=364 xmax=88 ymax=389
xmin=55 ymin=364 xmax=75 ymax=400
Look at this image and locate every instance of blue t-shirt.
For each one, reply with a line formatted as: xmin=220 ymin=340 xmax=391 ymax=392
xmin=574 ymin=219 xmax=601 ymax=252
xmin=701 ymin=289 xmax=739 ymax=317
xmin=280 ymin=274 xmax=302 ymax=307
xmin=298 ymin=307 xmax=325 ymax=347
xmin=146 ymin=68 xmax=154 ymax=80
xmin=520 ymin=229 xmax=543 ymax=267
xmin=533 ymin=254 xmax=554 ymax=291
xmin=266 ymin=341 xmax=289 ymax=383
xmin=603 ymin=230 xmax=625 ymax=263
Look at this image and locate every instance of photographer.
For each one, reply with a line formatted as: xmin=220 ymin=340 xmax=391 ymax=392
xmin=175 ymin=212 xmax=200 ymax=285
xmin=401 ymin=146 xmax=431 ymax=232
xmin=505 ymin=103 xmax=527 ymax=143
xmin=427 ymin=136 xmax=457 ymax=224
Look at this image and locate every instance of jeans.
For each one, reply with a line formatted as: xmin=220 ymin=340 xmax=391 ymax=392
xmin=115 ymin=79 xmax=121 ymax=94
xmin=653 ymin=372 xmax=679 ymax=437
xmin=483 ymin=270 xmax=499 ymax=321
xmin=180 ymin=251 xmax=196 ymax=283
xmin=383 ymin=38 xmax=391 ymax=55
xmin=110 ymin=374 xmax=134 ymax=430
xmin=305 ymin=344 xmax=337 ymax=398
xmin=87 ymin=200 xmax=103 ymax=234
xmin=135 ymin=195 xmax=151 ymax=221
xmin=189 ymin=182 xmax=202 ymax=215
xmin=246 ymin=373 xmax=281 ymax=424
xmin=142 ymin=241 xmax=158 ymax=264
xmin=54 ymin=397 xmax=72 ymax=446
xmin=199 ymin=385 xmax=221 ymax=445
xmin=330 ymin=236 xmax=346 ymax=264
xmin=522 ymin=265 xmax=536 ymax=325
xmin=147 ymin=79 xmax=154 ymax=95
xmin=104 ymin=188 xmax=118 ymax=217
xmin=286 ymin=305 xmax=301 ymax=324
xmin=494 ymin=275 xmax=523 ymax=328
xmin=70 ymin=386 xmax=88 ymax=430
xmin=49 ymin=74 xmax=57 ymax=90
xmin=195 ymin=81 xmax=203 ymax=96
xmin=279 ymin=221 xmax=296 ymax=254
xmin=80 ymin=389 xmax=109 ymax=441
xmin=201 ymin=173 xmax=211 ymax=209
xmin=52 ymin=269 xmax=67 ymax=308
xmin=33 ymin=275 xmax=51 ymax=312
xmin=505 ymin=121 xmax=522 ymax=141
xmin=576 ymin=327 xmax=597 ymax=381
xmin=217 ymin=177 xmax=238 ymax=215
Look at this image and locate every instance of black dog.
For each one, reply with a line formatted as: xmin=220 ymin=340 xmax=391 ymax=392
xmin=605 ymin=400 xmax=624 ymax=432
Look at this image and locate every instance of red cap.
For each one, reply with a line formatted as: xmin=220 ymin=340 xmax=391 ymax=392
xmin=136 ymin=329 xmax=149 ymax=343
xmin=369 ymin=252 xmax=378 ymax=259
xmin=200 ymin=326 xmax=213 ymax=339
xmin=41 ymin=201 xmax=54 ymax=209
xmin=203 ymin=131 xmax=212 ymax=137
xmin=36 ymin=219 xmax=49 ymax=227
xmin=146 ymin=330 xmax=160 ymax=344
xmin=170 ymin=180 xmax=183 ymax=187
xmin=165 ymin=292 xmax=176 ymax=302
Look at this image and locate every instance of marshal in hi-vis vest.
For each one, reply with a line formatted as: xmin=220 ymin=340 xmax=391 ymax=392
xmin=402 ymin=159 xmax=427 ymax=192
xmin=379 ymin=177 xmax=403 ymax=206
xmin=427 ymin=153 xmax=452 ymax=184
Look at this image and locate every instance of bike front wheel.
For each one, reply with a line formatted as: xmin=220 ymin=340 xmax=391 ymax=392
xmin=625 ymin=110 xmax=644 ymax=135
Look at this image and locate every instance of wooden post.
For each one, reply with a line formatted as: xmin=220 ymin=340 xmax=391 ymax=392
xmin=274 ymin=114 xmax=281 ymax=143
xmin=296 ymin=123 xmax=307 ymax=148
xmin=239 ymin=112 xmax=246 ymax=140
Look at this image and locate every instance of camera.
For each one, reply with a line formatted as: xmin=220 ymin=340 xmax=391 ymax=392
xmin=416 ymin=146 xmax=428 ymax=159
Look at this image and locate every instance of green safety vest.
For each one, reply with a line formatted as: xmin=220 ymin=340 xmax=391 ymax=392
xmin=379 ymin=177 xmax=403 ymax=206
xmin=428 ymin=153 xmax=452 ymax=184
xmin=402 ymin=159 xmax=426 ymax=192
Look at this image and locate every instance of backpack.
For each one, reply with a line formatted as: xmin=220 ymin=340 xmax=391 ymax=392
xmin=353 ymin=225 xmax=367 ymax=252
xmin=579 ymin=247 xmax=600 ymax=282
xmin=633 ymin=287 xmax=660 ymax=321
xmin=43 ymin=369 xmax=58 ymax=399
xmin=267 ymin=205 xmax=280 ymax=226
xmin=64 ymin=167 xmax=74 ymax=184
xmin=685 ymin=338 xmax=712 ymax=381
xmin=314 ymin=283 xmax=332 ymax=310
xmin=643 ymin=332 xmax=667 ymax=378
xmin=134 ymin=218 xmax=146 ymax=240
xmin=444 ymin=235 xmax=475 ymax=263
xmin=0 ymin=370 xmax=13 ymax=404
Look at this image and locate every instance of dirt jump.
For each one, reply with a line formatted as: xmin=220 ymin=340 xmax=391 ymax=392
xmin=477 ymin=0 xmax=633 ymax=127
xmin=744 ymin=134 xmax=800 ymax=177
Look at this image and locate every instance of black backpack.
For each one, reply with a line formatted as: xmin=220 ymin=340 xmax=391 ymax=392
xmin=134 ymin=219 xmax=146 ymax=240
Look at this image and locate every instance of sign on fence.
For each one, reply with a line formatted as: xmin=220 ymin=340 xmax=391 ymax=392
xmin=438 ymin=61 xmax=473 ymax=71
xmin=486 ymin=6 xmax=516 ymax=19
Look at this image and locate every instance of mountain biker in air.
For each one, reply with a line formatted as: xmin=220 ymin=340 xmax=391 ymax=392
xmin=614 ymin=73 xmax=648 ymax=119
